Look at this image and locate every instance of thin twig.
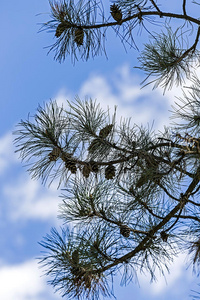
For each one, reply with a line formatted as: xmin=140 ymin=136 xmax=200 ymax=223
xmin=174 ymin=26 xmax=200 ymax=64
xmin=137 ymin=197 xmax=164 ymax=220
xmin=156 ymin=182 xmax=180 ymax=202
xmin=93 ymin=211 xmax=150 ymax=236
xmin=174 ymin=214 xmax=200 ymax=222
xmin=149 ymin=0 xmax=162 ymax=15
xmin=183 ymin=0 xmax=187 ymax=15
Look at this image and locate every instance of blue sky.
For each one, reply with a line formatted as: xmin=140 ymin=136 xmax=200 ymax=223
xmin=1 ymin=1 xmax=200 ymax=299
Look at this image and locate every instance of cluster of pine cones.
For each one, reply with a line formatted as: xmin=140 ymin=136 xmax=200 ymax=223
xmin=55 ymin=3 xmax=123 ymax=45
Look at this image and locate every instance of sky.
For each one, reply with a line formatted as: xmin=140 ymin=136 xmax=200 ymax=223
xmin=1 ymin=1 xmax=200 ymax=299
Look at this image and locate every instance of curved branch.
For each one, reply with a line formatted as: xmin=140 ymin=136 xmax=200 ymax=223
xmin=97 ymin=199 xmax=185 ymax=273
xmin=79 ymin=11 xmax=200 ymax=30
xmin=173 ymin=214 xmax=200 ymax=222
xmin=95 ymin=168 xmax=200 ymax=273
xmin=173 ymin=26 xmax=200 ymax=64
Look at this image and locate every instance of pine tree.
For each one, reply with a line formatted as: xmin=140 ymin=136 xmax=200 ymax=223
xmin=14 ymin=1 xmax=200 ymax=299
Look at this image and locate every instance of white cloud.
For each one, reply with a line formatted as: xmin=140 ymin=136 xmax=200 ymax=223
xmin=0 ymin=129 xmax=63 ymax=224
xmin=3 ymin=175 xmax=61 ymax=223
xmin=78 ymin=64 xmax=175 ymax=130
xmin=0 ymin=132 xmax=18 ymax=175
xmin=150 ymin=254 xmax=186 ymax=294
xmin=0 ymin=259 xmax=60 ymax=300
xmin=138 ymin=252 xmax=193 ymax=297
xmin=52 ymin=87 xmax=73 ymax=109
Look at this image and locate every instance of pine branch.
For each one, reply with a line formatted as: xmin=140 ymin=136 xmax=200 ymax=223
xmin=172 ymin=26 xmax=200 ymax=66
xmin=49 ymin=10 xmax=200 ymax=30
xmin=183 ymin=0 xmax=187 ymax=15
xmin=97 ymin=200 xmax=183 ymax=273
xmin=93 ymin=210 xmax=151 ymax=237
xmin=93 ymin=167 xmax=200 ymax=274
xmin=42 ymin=0 xmax=200 ymax=66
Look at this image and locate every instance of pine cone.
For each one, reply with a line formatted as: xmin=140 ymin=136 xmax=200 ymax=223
xmin=99 ymin=124 xmax=113 ymax=138
xmin=105 ymin=165 xmax=116 ymax=180
xmin=120 ymin=225 xmax=131 ymax=238
xmin=48 ymin=147 xmax=61 ymax=161
xmin=160 ymin=231 xmax=169 ymax=242
xmin=55 ymin=22 xmax=71 ymax=37
xmin=72 ymin=249 xmax=79 ymax=265
xmin=90 ymin=161 xmax=99 ymax=173
xmin=136 ymin=174 xmax=149 ymax=188
xmin=74 ymin=28 xmax=84 ymax=46
xmin=110 ymin=4 xmax=122 ymax=23
xmin=88 ymin=139 xmax=101 ymax=153
xmin=82 ymin=164 xmax=91 ymax=178
xmin=65 ymin=159 xmax=77 ymax=173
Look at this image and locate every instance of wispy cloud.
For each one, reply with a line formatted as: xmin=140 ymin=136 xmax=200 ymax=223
xmin=0 ymin=259 xmax=59 ymax=300
xmin=135 ymin=251 xmax=195 ymax=299
xmin=3 ymin=175 xmax=60 ymax=223
xmin=78 ymin=64 xmax=175 ymax=130
xmin=0 ymin=132 xmax=18 ymax=176
xmin=148 ymin=253 xmax=190 ymax=293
